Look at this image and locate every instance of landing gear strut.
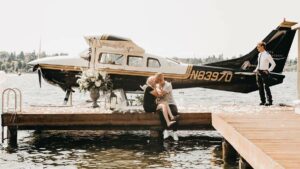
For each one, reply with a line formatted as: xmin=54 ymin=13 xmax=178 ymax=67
xmin=63 ymin=89 xmax=73 ymax=105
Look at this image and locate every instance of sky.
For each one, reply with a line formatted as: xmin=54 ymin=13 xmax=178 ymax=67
xmin=0 ymin=0 xmax=300 ymax=59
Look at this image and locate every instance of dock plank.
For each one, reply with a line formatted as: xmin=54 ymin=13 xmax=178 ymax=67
xmin=212 ymin=110 xmax=300 ymax=169
xmin=1 ymin=107 xmax=212 ymax=130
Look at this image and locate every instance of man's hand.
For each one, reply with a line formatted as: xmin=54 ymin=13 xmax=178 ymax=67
xmin=156 ymin=87 xmax=163 ymax=95
xmin=263 ymin=70 xmax=269 ymax=74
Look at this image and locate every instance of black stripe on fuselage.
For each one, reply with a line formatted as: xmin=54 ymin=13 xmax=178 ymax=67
xmin=40 ymin=65 xmax=285 ymax=93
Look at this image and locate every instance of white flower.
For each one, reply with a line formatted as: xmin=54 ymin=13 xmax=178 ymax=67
xmin=76 ymin=69 xmax=109 ymax=92
xmin=95 ymin=80 xmax=102 ymax=87
xmin=86 ymin=70 xmax=92 ymax=77
xmin=83 ymin=82 xmax=89 ymax=88
xmin=100 ymin=72 xmax=107 ymax=79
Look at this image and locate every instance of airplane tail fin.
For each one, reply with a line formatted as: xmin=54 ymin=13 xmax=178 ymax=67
xmin=206 ymin=20 xmax=297 ymax=73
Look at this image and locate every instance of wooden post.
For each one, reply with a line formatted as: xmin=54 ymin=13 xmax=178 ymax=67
xmin=150 ymin=130 xmax=163 ymax=141
xmin=298 ymin=29 xmax=300 ymax=99
xmin=222 ymin=139 xmax=238 ymax=164
xmin=7 ymin=126 xmax=17 ymax=147
xmin=239 ymin=157 xmax=253 ymax=169
xmin=34 ymin=129 xmax=42 ymax=134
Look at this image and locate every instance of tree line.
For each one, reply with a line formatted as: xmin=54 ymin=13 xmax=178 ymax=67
xmin=0 ymin=51 xmax=68 ymax=73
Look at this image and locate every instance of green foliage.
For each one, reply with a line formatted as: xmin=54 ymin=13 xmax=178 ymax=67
xmin=0 ymin=50 xmax=68 ymax=73
xmin=18 ymin=51 xmax=25 ymax=60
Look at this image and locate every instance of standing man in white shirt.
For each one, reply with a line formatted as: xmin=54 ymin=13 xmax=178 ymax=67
xmin=253 ymin=42 xmax=276 ymax=106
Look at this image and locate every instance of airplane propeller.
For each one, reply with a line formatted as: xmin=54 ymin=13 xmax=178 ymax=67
xmin=38 ymin=68 xmax=42 ymax=88
xmin=33 ymin=65 xmax=42 ymax=88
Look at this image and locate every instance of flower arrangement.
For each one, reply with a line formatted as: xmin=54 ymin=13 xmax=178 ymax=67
xmin=76 ymin=69 xmax=112 ymax=92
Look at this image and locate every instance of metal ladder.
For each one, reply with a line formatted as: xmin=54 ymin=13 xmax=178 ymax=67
xmin=1 ymin=88 xmax=22 ymax=143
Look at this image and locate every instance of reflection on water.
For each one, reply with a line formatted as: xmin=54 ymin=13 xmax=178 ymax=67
xmin=0 ymin=130 xmax=230 ymax=169
xmin=0 ymin=72 xmax=296 ymax=168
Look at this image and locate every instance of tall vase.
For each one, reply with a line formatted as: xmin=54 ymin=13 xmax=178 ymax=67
xmin=90 ymin=88 xmax=100 ymax=108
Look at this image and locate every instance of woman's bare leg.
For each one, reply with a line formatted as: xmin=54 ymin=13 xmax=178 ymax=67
xmin=166 ymin=103 xmax=175 ymax=120
xmin=157 ymin=104 xmax=175 ymax=127
xmin=160 ymin=101 xmax=174 ymax=120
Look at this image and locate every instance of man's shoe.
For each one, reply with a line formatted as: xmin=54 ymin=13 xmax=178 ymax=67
xmin=172 ymin=132 xmax=179 ymax=141
xmin=167 ymin=121 xmax=176 ymax=127
xmin=265 ymin=102 xmax=273 ymax=106
xmin=171 ymin=115 xmax=180 ymax=121
xmin=259 ymin=102 xmax=266 ymax=106
xmin=163 ymin=130 xmax=170 ymax=139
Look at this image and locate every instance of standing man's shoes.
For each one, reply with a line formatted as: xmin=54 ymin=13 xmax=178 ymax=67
xmin=259 ymin=102 xmax=266 ymax=106
xmin=265 ymin=102 xmax=272 ymax=106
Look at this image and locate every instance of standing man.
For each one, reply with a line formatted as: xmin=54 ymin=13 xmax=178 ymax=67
xmin=155 ymin=73 xmax=180 ymax=141
xmin=253 ymin=42 xmax=276 ymax=106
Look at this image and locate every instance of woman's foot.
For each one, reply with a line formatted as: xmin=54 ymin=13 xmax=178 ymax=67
xmin=167 ymin=121 xmax=176 ymax=127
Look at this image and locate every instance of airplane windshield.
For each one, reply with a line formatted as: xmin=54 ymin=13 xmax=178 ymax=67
xmin=80 ymin=49 xmax=90 ymax=61
xmin=99 ymin=53 xmax=124 ymax=65
xmin=166 ymin=58 xmax=180 ymax=66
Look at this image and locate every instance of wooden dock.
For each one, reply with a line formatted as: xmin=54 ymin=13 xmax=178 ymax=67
xmin=212 ymin=108 xmax=300 ymax=169
xmin=3 ymin=105 xmax=300 ymax=168
xmin=1 ymin=106 xmax=212 ymax=145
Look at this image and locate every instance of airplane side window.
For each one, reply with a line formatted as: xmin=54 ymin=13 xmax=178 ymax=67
xmin=147 ymin=58 xmax=161 ymax=68
xmin=127 ymin=55 xmax=143 ymax=67
xmin=99 ymin=53 xmax=123 ymax=65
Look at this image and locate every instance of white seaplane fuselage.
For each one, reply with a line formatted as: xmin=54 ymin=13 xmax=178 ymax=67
xmin=29 ymin=20 xmax=298 ymax=97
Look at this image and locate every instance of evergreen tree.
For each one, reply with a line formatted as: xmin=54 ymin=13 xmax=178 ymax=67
xmin=1 ymin=64 xmax=6 ymax=70
xmin=8 ymin=52 xmax=16 ymax=62
xmin=17 ymin=60 xmax=22 ymax=69
xmin=18 ymin=51 xmax=25 ymax=60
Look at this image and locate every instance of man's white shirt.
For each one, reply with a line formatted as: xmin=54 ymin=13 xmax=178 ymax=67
xmin=254 ymin=51 xmax=276 ymax=72
xmin=158 ymin=81 xmax=176 ymax=105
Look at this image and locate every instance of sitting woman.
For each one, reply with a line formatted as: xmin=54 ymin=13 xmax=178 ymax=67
xmin=143 ymin=76 xmax=176 ymax=127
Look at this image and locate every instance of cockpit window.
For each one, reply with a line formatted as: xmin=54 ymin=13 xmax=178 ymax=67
xmin=166 ymin=58 xmax=180 ymax=66
xmin=99 ymin=53 xmax=124 ymax=65
xmin=147 ymin=58 xmax=161 ymax=68
xmin=167 ymin=58 xmax=180 ymax=64
xmin=127 ymin=55 xmax=143 ymax=67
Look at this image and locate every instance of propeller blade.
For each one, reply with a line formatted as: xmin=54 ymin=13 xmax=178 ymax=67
xmin=38 ymin=68 xmax=42 ymax=88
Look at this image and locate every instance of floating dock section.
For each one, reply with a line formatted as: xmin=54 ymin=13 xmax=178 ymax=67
xmin=1 ymin=106 xmax=212 ymax=146
xmin=212 ymin=109 xmax=300 ymax=169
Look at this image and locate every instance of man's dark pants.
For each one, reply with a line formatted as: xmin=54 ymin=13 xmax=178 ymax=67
xmin=256 ymin=70 xmax=272 ymax=104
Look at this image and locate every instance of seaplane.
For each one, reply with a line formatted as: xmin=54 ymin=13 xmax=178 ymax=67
xmin=28 ymin=20 xmax=298 ymax=104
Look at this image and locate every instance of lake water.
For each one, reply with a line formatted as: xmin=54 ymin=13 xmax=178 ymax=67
xmin=0 ymin=72 xmax=297 ymax=169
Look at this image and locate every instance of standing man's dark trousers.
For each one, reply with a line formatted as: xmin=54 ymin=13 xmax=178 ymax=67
xmin=256 ymin=70 xmax=272 ymax=104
